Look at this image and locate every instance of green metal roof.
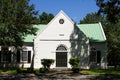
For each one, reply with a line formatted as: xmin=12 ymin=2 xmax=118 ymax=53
xmin=24 ymin=24 xmax=46 ymax=42
xmin=77 ymin=23 xmax=106 ymax=42
xmin=24 ymin=23 xmax=106 ymax=42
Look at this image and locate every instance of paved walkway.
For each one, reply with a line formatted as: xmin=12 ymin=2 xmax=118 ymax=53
xmin=0 ymin=72 xmax=120 ymax=80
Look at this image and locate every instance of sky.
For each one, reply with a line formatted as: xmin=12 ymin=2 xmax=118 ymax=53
xmin=29 ymin=0 xmax=99 ymax=23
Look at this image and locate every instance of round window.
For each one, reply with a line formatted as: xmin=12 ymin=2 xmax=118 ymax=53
xmin=59 ymin=19 xmax=64 ymax=24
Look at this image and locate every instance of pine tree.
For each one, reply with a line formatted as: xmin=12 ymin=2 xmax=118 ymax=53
xmin=39 ymin=12 xmax=54 ymax=24
xmin=96 ymin=0 xmax=120 ymax=23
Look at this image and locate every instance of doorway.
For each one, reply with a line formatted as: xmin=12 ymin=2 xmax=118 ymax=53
xmin=56 ymin=45 xmax=67 ymax=67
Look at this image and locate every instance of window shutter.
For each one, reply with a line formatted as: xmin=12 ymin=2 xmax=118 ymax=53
xmin=17 ymin=51 xmax=20 ymax=63
xmin=97 ymin=51 xmax=101 ymax=63
xmin=28 ymin=51 xmax=31 ymax=63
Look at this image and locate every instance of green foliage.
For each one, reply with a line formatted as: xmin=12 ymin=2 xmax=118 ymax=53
xmin=79 ymin=12 xmax=107 ymax=31
xmin=0 ymin=68 xmax=16 ymax=74
xmin=41 ymin=59 xmax=54 ymax=69
xmin=39 ymin=67 xmax=48 ymax=73
xmin=81 ymin=69 xmax=120 ymax=75
xmin=69 ymin=58 xmax=80 ymax=73
xmin=27 ymin=68 xmax=34 ymax=72
xmin=96 ymin=0 xmax=120 ymax=23
xmin=39 ymin=58 xmax=54 ymax=73
xmin=16 ymin=68 xmax=22 ymax=73
xmin=72 ymin=67 xmax=80 ymax=73
xmin=16 ymin=68 xmax=34 ymax=73
xmin=39 ymin=12 xmax=54 ymax=24
xmin=80 ymin=12 xmax=105 ymax=24
xmin=106 ymin=23 xmax=120 ymax=67
xmin=69 ymin=58 xmax=79 ymax=67
xmin=0 ymin=0 xmax=38 ymax=46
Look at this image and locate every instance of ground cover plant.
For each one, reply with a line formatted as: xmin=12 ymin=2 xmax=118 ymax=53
xmin=81 ymin=69 xmax=120 ymax=75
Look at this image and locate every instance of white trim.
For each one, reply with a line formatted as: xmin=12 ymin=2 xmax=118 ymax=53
xmin=99 ymin=22 xmax=107 ymax=41
xmin=59 ymin=10 xmax=74 ymax=24
xmin=56 ymin=51 xmax=68 ymax=52
xmin=21 ymin=51 xmax=28 ymax=62
xmin=34 ymin=10 xmax=74 ymax=40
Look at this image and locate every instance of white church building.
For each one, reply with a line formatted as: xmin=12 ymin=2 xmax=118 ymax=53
xmin=0 ymin=11 xmax=107 ymax=69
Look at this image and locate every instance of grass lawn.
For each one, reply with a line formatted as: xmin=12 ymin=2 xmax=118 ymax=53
xmin=0 ymin=68 xmax=120 ymax=75
xmin=0 ymin=68 xmax=17 ymax=74
xmin=0 ymin=68 xmax=39 ymax=74
xmin=81 ymin=69 xmax=120 ymax=75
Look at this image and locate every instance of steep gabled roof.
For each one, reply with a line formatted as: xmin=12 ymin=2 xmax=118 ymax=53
xmin=77 ymin=23 xmax=106 ymax=42
xmin=34 ymin=10 xmax=74 ymax=40
xmin=24 ymin=23 xmax=106 ymax=42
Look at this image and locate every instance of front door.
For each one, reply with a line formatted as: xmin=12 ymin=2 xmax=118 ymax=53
xmin=56 ymin=52 xmax=67 ymax=67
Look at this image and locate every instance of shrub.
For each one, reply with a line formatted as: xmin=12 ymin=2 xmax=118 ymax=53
xmin=72 ymin=67 xmax=80 ymax=73
xmin=69 ymin=58 xmax=79 ymax=67
xmin=16 ymin=68 xmax=22 ymax=73
xmin=69 ymin=58 xmax=80 ymax=73
xmin=39 ymin=67 xmax=48 ymax=73
xmin=27 ymin=68 xmax=34 ymax=73
xmin=41 ymin=59 xmax=54 ymax=69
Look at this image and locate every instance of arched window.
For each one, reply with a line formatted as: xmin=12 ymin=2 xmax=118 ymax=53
xmin=56 ymin=45 xmax=67 ymax=51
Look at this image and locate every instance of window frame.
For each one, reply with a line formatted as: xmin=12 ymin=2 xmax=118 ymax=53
xmin=97 ymin=51 xmax=101 ymax=63
xmin=59 ymin=19 xmax=64 ymax=24
xmin=21 ymin=51 xmax=28 ymax=63
xmin=21 ymin=50 xmax=31 ymax=63
xmin=0 ymin=47 xmax=11 ymax=63
xmin=90 ymin=48 xmax=101 ymax=63
xmin=90 ymin=50 xmax=97 ymax=63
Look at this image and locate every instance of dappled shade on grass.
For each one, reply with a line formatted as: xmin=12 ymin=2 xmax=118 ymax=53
xmin=81 ymin=69 xmax=120 ymax=75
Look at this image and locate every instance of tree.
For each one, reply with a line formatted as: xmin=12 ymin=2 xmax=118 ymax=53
xmin=80 ymin=12 xmax=105 ymax=24
xmin=79 ymin=12 xmax=107 ymax=29
xmin=0 ymin=0 xmax=38 ymax=47
xmin=39 ymin=12 xmax=54 ymax=24
xmin=96 ymin=0 xmax=120 ymax=68
xmin=106 ymin=23 xmax=120 ymax=68
xmin=96 ymin=0 xmax=120 ymax=23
